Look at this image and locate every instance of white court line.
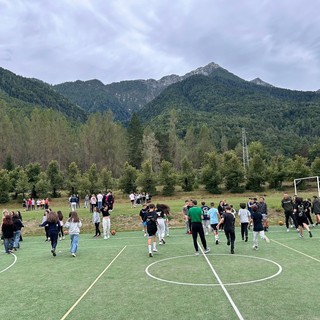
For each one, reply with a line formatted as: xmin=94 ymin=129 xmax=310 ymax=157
xmin=199 ymin=243 xmax=245 ymax=320
xmin=271 ymin=239 xmax=320 ymax=263
xmin=0 ymin=252 xmax=17 ymax=274
xmin=60 ymin=246 xmax=127 ymax=320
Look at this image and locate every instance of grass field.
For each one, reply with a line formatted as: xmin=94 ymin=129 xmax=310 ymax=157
xmin=1 ymin=223 xmax=320 ymax=320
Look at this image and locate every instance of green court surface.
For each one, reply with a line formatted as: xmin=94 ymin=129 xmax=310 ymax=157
xmin=0 ymin=226 xmax=319 ymax=320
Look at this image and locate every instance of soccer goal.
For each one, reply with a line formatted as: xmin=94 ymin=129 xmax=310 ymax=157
xmin=293 ymin=176 xmax=320 ymax=197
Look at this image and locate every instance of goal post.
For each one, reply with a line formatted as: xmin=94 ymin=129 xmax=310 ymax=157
xmin=293 ymin=176 xmax=320 ymax=197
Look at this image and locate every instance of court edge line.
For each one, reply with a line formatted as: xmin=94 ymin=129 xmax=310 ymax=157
xmin=271 ymin=239 xmax=320 ymax=263
xmin=60 ymin=246 xmax=127 ymax=320
xmin=199 ymin=243 xmax=245 ymax=320
xmin=0 ymin=253 xmax=17 ymax=274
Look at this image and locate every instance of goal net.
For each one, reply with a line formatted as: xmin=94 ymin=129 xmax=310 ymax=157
xmin=293 ymin=176 xmax=320 ymax=197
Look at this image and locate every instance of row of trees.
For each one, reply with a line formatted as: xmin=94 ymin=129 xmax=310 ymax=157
xmin=1 ymin=144 xmax=320 ymax=203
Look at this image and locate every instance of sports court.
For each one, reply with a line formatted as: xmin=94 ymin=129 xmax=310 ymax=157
xmin=0 ymin=226 xmax=319 ymax=320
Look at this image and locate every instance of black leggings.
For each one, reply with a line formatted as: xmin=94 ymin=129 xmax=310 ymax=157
xmin=224 ymin=229 xmax=236 ymax=251
xmin=285 ymin=211 xmax=297 ymax=228
xmin=191 ymin=222 xmax=207 ymax=252
xmin=95 ymin=222 xmax=101 ymax=236
xmin=240 ymin=223 xmax=249 ymax=239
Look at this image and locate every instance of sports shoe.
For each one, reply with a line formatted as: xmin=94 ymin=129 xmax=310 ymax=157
xmin=204 ymin=248 xmax=211 ymax=254
xmin=153 ymin=248 xmax=158 ymax=252
xmin=227 ymin=240 xmax=230 ymax=246
xmin=231 ymin=249 xmax=234 ymax=254
xmin=51 ymin=249 xmax=56 ymax=257
xmin=252 ymin=245 xmax=258 ymax=250
xmin=72 ymin=253 xmax=76 ymax=257
xmin=299 ymin=234 xmax=303 ymax=238
xmin=245 ymin=237 xmax=248 ymax=242
xmin=162 ymin=239 xmax=165 ymax=244
xmin=205 ymin=232 xmax=208 ymax=236
xmin=309 ymin=231 xmax=313 ymax=238
xmin=287 ymin=229 xmax=290 ymax=232
xmin=149 ymin=253 xmax=153 ymax=257
xmin=264 ymin=236 xmax=270 ymax=243
xmin=215 ymin=239 xmax=219 ymax=245
xmin=59 ymin=237 xmax=62 ymax=241
xmin=195 ymin=252 xmax=200 ymax=256
xmin=104 ymin=236 xmax=108 ymax=239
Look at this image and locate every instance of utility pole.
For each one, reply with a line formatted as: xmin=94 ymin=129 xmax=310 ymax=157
xmin=242 ymin=128 xmax=249 ymax=171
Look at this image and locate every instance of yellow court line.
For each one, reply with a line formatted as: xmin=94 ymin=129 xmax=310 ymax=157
xmin=60 ymin=246 xmax=127 ymax=320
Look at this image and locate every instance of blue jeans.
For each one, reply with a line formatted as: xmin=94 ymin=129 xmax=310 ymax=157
xmin=4 ymin=238 xmax=14 ymax=253
xmin=70 ymin=234 xmax=79 ymax=254
xmin=13 ymin=230 xmax=21 ymax=249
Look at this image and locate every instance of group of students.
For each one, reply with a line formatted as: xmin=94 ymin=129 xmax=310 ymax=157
xmin=281 ymin=193 xmax=320 ymax=238
xmin=39 ymin=209 xmax=82 ymax=257
xmin=139 ymin=203 xmax=170 ymax=257
xmin=1 ymin=209 xmax=24 ymax=254
xmin=183 ymin=198 xmax=270 ymax=255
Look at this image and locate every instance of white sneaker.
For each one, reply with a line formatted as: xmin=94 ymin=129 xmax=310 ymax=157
xmin=153 ymin=248 xmax=158 ymax=252
xmin=287 ymin=229 xmax=290 ymax=232
xmin=71 ymin=253 xmax=76 ymax=257
xmin=195 ymin=252 xmax=200 ymax=256
xmin=252 ymin=245 xmax=258 ymax=250
xmin=204 ymin=248 xmax=211 ymax=254
xmin=104 ymin=236 xmax=108 ymax=239
xmin=205 ymin=232 xmax=208 ymax=236
xmin=264 ymin=236 xmax=270 ymax=243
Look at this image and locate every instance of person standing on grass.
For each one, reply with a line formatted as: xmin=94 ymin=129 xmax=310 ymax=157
xmin=156 ymin=206 xmax=166 ymax=245
xmin=140 ymin=204 xmax=149 ymax=236
xmin=208 ymin=202 xmax=220 ymax=245
xmin=182 ymin=200 xmax=192 ymax=234
xmin=250 ymin=205 xmax=270 ymax=250
xmin=311 ymin=196 xmax=320 ymax=225
xmin=294 ymin=197 xmax=312 ymax=238
xmin=257 ymin=197 xmax=268 ymax=232
xmin=238 ymin=203 xmax=251 ymax=242
xmin=217 ymin=206 xmax=236 ymax=254
xmin=143 ymin=203 xmax=158 ymax=257
xmin=303 ymin=198 xmax=314 ymax=226
xmin=281 ymin=193 xmax=298 ymax=231
xmin=201 ymin=201 xmax=210 ymax=235
xmin=188 ymin=200 xmax=210 ymax=256
xmin=92 ymin=206 xmax=101 ymax=237
xmin=57 ymin=210 xmax=65 ymax=240
xmin=12 ymin=213 xmax=24 ymax=250
xmin=39 ymin=211 xmax=60 ymax=257
xmin=100 ymin=203 xmax=111 ymax=239
xmin=64 ymin=211 xmax=82 ymax=257
xmin=1 ymin=214 xmax=14 ymax=254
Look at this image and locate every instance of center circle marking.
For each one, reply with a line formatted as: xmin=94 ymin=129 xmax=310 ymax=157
xmin=145 ymin=254 xmax=282 ymax=286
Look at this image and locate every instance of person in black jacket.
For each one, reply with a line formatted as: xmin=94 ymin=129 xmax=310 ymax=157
xmin=12 ymin=213 xmax=24 ymax=250
xmin=281 ymin=193 xmax=298 ymax=231
xmin=294 ymin=197 xmax=312 ymax=238
xmin=1 ymin=214 xmax=14 ymax=253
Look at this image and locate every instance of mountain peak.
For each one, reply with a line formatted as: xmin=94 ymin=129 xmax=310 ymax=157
xmin=250 ymin=77 xmax=273 ymax=87
xmin=184 ymin=62 xmax=221 ymax=78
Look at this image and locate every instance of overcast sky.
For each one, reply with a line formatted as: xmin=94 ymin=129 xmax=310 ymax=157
xmin=0 ymin=0 xmax=319 ymax=91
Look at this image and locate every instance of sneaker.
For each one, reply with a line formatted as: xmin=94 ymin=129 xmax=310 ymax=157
xmin=104 ymin=236 xmax=108 ymax=239
xmin=162 ymin=239 xmax=165 ymax=245
xmin=205 ymin=232 xmax=208 ymax=236
xmin=195 ymin=252 xmax=200 ymax=256
xmin=149 ymin=253 xmax=153 ymax=257
xmin=252 ymin=245 xmax=258 ymax=250
xmin=204 ymin=248 xmax=211 ymax=254
xmin=227 ymin=240 xmax=230 ymax=246
xmin=287 ymin=229 xmax=290 ymax=232
xmin=59 ymin=237 xmax=62 ymax=241
xmin=153 ymin=249 xmax=158 ymax=252
xmin=264 ymin=236 xmax=270 ymax=243
xmin=299 ymin=234 xmax=303 ymax=238
xmin=51 ymin=249 xmax=56 ymax=257
xmin=245 ymin=237 xmax=248 ymax=242
xmin=71 ymin=253 xmax=76 ymax=257
xmin=231 ymin=249 xmax=234 ymax=254
xmin=309 ymin=232 xmax=313 ymax=238
xmin=215 ymin=239 xmax=219 ymax=245
xmin=144 ymin=233 xmax=147 ymax=237
xmin=62 ymin=236 xmax=65 ymax=240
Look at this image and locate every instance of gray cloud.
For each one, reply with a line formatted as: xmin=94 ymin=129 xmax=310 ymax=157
xmin=0 ymin=0 xmax=319 ymax=90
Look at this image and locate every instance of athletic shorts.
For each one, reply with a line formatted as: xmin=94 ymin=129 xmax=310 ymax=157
xmin=210 ymin=223 xmax=218 ymax=231
xmin=262 ymin=214 xmax=268 ymax=220
xmin=297 ymin=216 xmax=308 ymax=226
xmin=142 ymin=221 xmax=147 ymax=226
xmin=147 ymin=227 xmax=157 ymax=237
